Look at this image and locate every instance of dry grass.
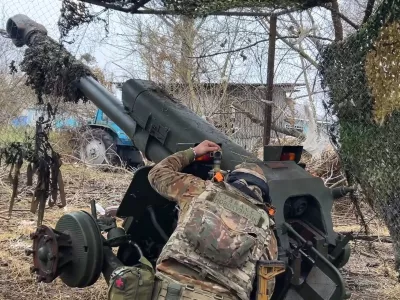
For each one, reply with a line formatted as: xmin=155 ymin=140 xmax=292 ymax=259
xmin=331 ymin=198 xmax=399 ymax=300
xmin=0 ymin=204 xmax=109 ymax=300
xmin=0 ymin=161 xmax=399 ymax=299
xmin=342 ymin=240 xmax=398 ymax=300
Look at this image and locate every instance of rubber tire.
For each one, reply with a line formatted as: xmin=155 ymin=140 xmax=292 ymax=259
xmin=79 ymin=128 xmax=119 ymax=166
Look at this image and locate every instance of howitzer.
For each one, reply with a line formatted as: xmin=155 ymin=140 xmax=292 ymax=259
xmin=8 ymin=14 xmax=352 ymax=300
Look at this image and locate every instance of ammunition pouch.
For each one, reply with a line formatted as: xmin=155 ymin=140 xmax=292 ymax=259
xmin=108 ymin=256 xmax=155 ymax=300
xmin=184 ymin=206 xmax=256 ymax=268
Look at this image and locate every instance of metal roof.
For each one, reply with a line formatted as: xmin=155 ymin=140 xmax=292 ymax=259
xmin=112 ymin=81 xmax=304 ymax=91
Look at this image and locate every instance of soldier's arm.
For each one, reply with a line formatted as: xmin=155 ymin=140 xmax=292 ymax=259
xmin=148 ymin=148 xmax=207 ymax=210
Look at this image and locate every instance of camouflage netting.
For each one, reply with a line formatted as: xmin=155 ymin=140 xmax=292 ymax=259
xmin=60 ymin=0 xmax=331 ymax=36
xmin=75 ymin=0 xmax=331 ymax=13
xmin=320 ymin=0 xmax=400 ymax=270
xmin=21 ymin=34 xmax=95 ymax=104
xmin=159 ymin=0 xmax=332 ymax=15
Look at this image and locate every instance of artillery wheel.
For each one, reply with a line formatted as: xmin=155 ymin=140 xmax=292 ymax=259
xmin=55 ymin=211 xmax=104 ymax=287
xmin=28 ymin=211 xmax=103 ymax=287
xmin=79 ymin=128 xmax=119 ymax=166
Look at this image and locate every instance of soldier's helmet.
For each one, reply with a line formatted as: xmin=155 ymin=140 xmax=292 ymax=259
xmin=226 ymin=162 xmax=270 ymax=203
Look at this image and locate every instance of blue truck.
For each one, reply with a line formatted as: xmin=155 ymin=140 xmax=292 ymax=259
xmin=80 ymin=109 xmax=144 ymax=167
xmin=11 ymin=108 xmax=144 ymax=168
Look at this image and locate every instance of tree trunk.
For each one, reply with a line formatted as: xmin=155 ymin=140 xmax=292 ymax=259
xmin=362 ymin=0 xmax=376 ymax=24
xmin=330 ymin=0 xmax=344 ymax=41
xmin=179 ymin=16 xmax=198 ymax=112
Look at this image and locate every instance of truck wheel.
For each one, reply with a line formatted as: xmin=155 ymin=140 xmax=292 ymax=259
xmin=79 ymin=129 xmax=119 ymax=166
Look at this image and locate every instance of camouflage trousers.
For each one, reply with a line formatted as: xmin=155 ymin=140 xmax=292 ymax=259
xmin=151 ymin=272 xmax=240 ymax=300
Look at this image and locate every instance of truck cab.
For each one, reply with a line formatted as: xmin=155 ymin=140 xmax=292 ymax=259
xmin=89 ymin=109 xmax=132 ymax=147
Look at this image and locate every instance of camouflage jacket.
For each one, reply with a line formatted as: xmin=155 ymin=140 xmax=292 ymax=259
xmin=148 ymin=149 xmax=278 ymax=299
xmin=148 ymin=148 xmax=206 ymax=218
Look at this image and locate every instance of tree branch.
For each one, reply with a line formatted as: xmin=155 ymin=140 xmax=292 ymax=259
xmin=362 ymin=0 xmax=376 ymax=24
xmin=190 ymin=34 xmax=334 ymax=59
xmin=276 ymin=31 xmax=319 ymax=68
xmin=322 ymin=4 xmax=360 ymax=30
xmin=79 ymin=0 xmax=150 ymax=12
xmin=329 ymin=0 xmax=344 ymax=41
xmin=191 ymin=38 xmax=269 ymax=59
xmin=231 ymin=103 xmax=305 ymax=139
xmin=0 ymin=28 xmax=11 ymax=38
xmin=257 ymin=18 xmax=319 ymax=68
xmin=79 ymin=0 xmax=302 ymax=16
xmin=339 ymin=232 xmax=392 ymax=243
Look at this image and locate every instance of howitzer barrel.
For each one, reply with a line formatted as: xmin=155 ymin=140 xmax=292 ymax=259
xmin=77 ymin=77 xmax=137 ymax=139
xmin=121 ymin=79 xmax=258 ymax=168
xmin=80 ymin=74 xmax=256 ymax=168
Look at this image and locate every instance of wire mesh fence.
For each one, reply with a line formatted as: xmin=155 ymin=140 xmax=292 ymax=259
xmin=0 ymin=0 xmax=380 ymax=231
xmin=1 ymin=0 xmax=400 ymax=299
xmin=0 ymin=0 xmax=338 ymax=154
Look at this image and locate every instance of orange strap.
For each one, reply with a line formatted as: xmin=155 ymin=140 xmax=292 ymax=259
xmin=267 ymin=207 xmax=276 ymax=216
xmin=213 ymin=172 xmax=224 ymax=182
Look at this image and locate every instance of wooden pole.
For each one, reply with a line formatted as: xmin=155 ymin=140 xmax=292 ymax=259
xmin=263 ymin=15 xmax=277 ymax=147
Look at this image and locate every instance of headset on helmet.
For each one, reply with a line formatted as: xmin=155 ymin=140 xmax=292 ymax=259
xmin=226 ymin=171 xmax=270 ymax=203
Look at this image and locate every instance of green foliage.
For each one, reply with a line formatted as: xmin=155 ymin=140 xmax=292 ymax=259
xmin=0 ymin=126 xmax=34 ymax=145
xmin=320 ymin=0 xmax=400 ymax=265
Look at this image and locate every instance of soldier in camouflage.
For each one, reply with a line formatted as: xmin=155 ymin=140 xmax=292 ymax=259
xmin=147 ymin=140 xmax=278 ymax=300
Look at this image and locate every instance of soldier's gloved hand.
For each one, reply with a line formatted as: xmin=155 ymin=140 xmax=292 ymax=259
xmin=193 ymin=140 xmax=220 ymax=157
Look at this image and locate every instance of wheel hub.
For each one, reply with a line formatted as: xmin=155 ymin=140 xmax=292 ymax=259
xmin=81 ymin=139 xmax=106 ymax=164
xmin=27 ymin=225 xmax=73 ymax=283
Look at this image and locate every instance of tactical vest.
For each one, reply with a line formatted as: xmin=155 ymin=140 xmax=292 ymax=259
xmin=156 ymin=182 xmax=273 ymax=300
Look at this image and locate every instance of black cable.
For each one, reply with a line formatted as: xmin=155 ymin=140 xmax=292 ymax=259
xmin=147 ymin=206 xmax=169 ymax=242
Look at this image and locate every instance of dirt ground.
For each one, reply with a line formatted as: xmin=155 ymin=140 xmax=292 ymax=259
xmin=0 ymin=162 xmax=399 ymax=300
xmin=333 ymin=201 xmax=399 ymax=300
